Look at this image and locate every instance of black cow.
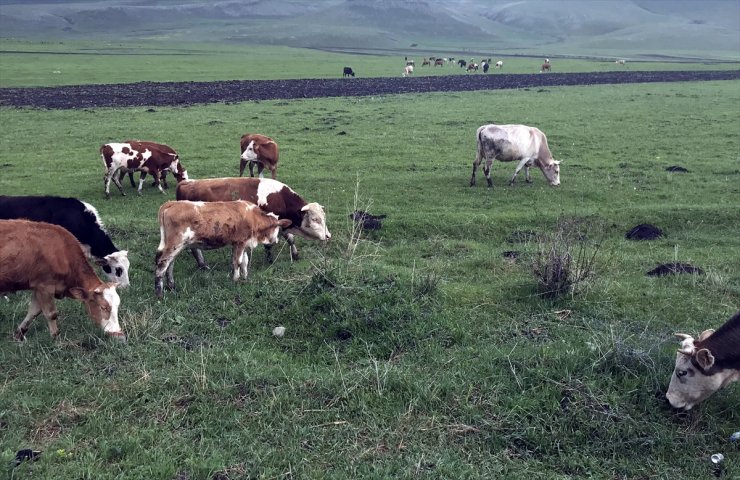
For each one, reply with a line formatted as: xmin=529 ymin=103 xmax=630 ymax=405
xmin=458 ymin=59 xmax=467 ymax=68
xmin=483 ymin=62 xmax=490 ymax=73
xmin=343 ymin=67 xmax=355 ymax=77
xmin=0 ymin=195 xmax=130 ymax=287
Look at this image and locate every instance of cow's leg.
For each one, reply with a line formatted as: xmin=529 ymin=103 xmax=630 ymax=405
xmin=470 ymin=157 xmax=481 ymax=187
xmin=248 ymin=161 xmax=256 ymax=178
xmin=138 ymin=171 xmax=148 ymax=196
xmin=510 ymin=158 xmax=530 ymax=185
xmin=37 ymin=292 xmax=60 ymax=339
xmin=189 ymin=248 xmax=210 ymax=270
xmin=525 ymin=165 xmax=532 ymax=183
xmin=126 ymin=170 xmax=136 ymax=188
xmin=160 ymin=170 xmax=169 ymax=189
xmin=239 ymin=159 xmax=247 ymax=177
xmin=269 ymin=166 xmax=277 ymax=180
xmin=106 ymin=168 xmax=126 ymax=198
xmin=263 ymin=244 xmax=274 ymax=264
xmin=153 ymin=171 xmax=166 ymax=194
xmin=231 ymin=244 xmax=248 ymax=281
xmin=239 ymin=249 xmax=251 ymax=279
xmin=155 ymin=245 xmax=183 ymax=297
xmin=14 ymin=291 xmax=43 ymax=340
xmin=483 ymin=158 xmax=494 ymax=188
xmin=286 ymin=233 xmax=298 ymax=261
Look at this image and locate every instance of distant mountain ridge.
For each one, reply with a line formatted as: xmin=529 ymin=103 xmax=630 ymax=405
xmin=1 ymin=0 xmax=738 ymax=59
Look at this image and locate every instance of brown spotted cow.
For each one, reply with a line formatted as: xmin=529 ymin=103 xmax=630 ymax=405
xmin=0 ymin=220 xmax=124 ymax=341
xmin=154 ymin=200 xmax=291 ymax=297
xmin=101 ymin=141 xmax=188 ymax=198
xmin=666 ymin=311 xmax=740 ymax=410
xmin=239 ymin=134 xmax=279 ymax=179
xmin=176 ymin=177 xmax=330 ymax=264
xmin=471 ymin=124 xmax=561 ymax=188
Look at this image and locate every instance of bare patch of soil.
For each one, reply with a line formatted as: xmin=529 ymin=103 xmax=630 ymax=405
xmin=646 ymin=263 xmax=704 ymax=276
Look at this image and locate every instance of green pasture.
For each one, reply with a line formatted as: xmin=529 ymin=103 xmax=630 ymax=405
xmin=1 ymin=39 xmax=739 ymax=87
xmin=0 ymin=75 xmax=739 ymax=478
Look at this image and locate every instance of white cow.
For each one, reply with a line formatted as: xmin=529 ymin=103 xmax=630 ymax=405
xmin=495 ymin=61 xmax=503 ymax=69
xmin=402 ymin=65 xmax=414 ymax=77
xmin=470 ymin=124 xmax=561 ymax=188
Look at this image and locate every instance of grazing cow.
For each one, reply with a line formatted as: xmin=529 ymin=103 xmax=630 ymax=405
xmin=0 ymin=220 xmax=123 ymax=341
xmin=405 ymin=60 xmax=415 ymax=66
xmin=434 ymin=58 xmax=445 ymax=67
xmin=0 ymin=195 xmax=130 ymax=287
xmin=422 ymin=59 xmax=431 ymax=66
xmin=666 ymin=311 xmax=740 ymax=410
xmin=541 ymin=59 xmax=551 ymax=72
xmin=616 ymin=59 xmax=626 ymax=65
xmin=342 ymin=67 xmax=355 ymax=77
xmin=176 ymin=177 xmax=330 ymax=264
xmin=471 ymin=124 xmax=561 ymax=188
xmin=154 ymin=201 xmax=291 ymax=297
xmin=482 ymin=61 xmax=489 ymax=73
xmin=458 ymin=59 xmax=467 ymax=68
xmin=402 ymin=65 xmax=414 ymax=77
xmin=495 ymin=60 xmax=503 ymax=69
xmin=466 ymin=63 xmax=478 ymax=72
xmin=239 ymin=133 xmax=279 ymax=179
xmin=101 ymin=141 xmax=188 ymax=198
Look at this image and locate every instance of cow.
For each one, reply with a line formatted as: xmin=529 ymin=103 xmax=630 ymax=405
xmin=466 ymin=63 xmax=478 ymax=72
xmin=176 ymin=177 xmax=331 ymax=265
xmin=101 ymin=141 xmax=188 ymax=198
xmin=482 ymin=61 xmax=489 ymax=73
xmin=495 ymin=61 xmax=503 ymax=69
xmin=541 ymin=59 xmax=551 ymax=72
xmin=0 ymin=220 xmax=124 ymax=341
xmin=422 ymin=59 xmax=431 ymax=67
xmin=434 ymin=58 xmax=445 ymax=67
xmin=154 ymin=200 xmax=291 ymax=297
xmin=458 ymin=59 xmax=467 ymax=68
xmin=470 ymin=124 xmax=561 ymax=188
xmin=405 ymin=59 xmax=415 ymax=67
xmin=616 ymin=59 xmax=626 ymax=65
xmin=342 ymin=67 xmax=355 ymax=77
xmin=0 ymin=195 xmax=130 ymax=288
xmin=666 ymin=311 xmax=740 ymax=410
xmin=239 ymin=133 xmax=279 ymax=179
xmin=402 ymin=65 xmax=414 ymax=77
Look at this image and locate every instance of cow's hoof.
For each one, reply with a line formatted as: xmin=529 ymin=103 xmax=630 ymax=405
xmin=197 ymin=264 xmax=211 ymax=271
xmin=13 ymin=330 xmax=27 ymax=342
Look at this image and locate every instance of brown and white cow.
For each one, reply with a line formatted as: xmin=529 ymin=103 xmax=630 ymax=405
xmin=666 ymin=311 xmax=740 ymax=410
xmin=176 ymin=177 xmax=330 ymax=264
xmin=239 ymin=133 xmax=279 ymax=179
xmin=495 ymin=61 xmax=503 ymax=69
xmin=541 ymin=60 xmax=551 ymax=72
xmin=471 ymin=124 xmax=561 ymax=188
xmin=434 ymin=58 xmax=445 ymax=67
xmin=615 ymin=59 xmax=626 ymax=65
xmin=101 ymin=141 xmax=188 ymax=198
xmin=0 ymin=220 xmax=123 ymax=340
xmin=154 ymin=200 xmax=291 ymax=297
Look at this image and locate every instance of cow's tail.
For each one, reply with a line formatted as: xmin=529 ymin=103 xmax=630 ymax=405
xmin=475 ymin=126 xmax=486 ymax=166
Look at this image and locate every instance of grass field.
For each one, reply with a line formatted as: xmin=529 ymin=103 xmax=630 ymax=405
xmin=0 ymin=43 xmax=739 ymax=479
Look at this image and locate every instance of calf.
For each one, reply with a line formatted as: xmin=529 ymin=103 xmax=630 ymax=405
xmin=154 ymin=201 xmax=291 ymax=297
xmin=0 ymin=220 xmax=123 ymax=340
xmin=176 ymin=177 xmax=330 ymax=264
xmin=239 ymin=133 xmax=279 ymax=179
xmin=0 ymin=195 xmax=130 ymax=287
xmin=402 ymin=65 xmax=414 ymax=77
xmin=471 ymin=124 xmax=561 ymax=188
xmin=342 ymin=67 xmax=355 ymax=77
xmin=101 ymin=141 xmax=188 ymax=198
xmin=666 ymin=311 xmax=740 ymax=410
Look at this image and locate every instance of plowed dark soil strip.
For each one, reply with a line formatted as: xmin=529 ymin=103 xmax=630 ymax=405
xmin=1 ymin=70 xmax=738 ymax=109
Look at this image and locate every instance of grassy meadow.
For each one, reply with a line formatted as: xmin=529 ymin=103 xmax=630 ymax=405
xmin=0 ymin=43 xmax=739 ymax=479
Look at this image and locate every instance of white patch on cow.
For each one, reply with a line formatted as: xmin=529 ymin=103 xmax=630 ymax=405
xmin=82 ymin=201 xmax=105 ymax=229
xmin=241 ymin=141 xmax=258 ymax=161
xmin=157 ymin=225 xmax=166 ymax=251
xmin=104 ymin=250 xmax=130 ymax=288
xmin=182 ymin=227 xmax=196 ymax=243
xmin=256 ymin=178 xmax=285 ymax=206
xmin=101 ymin=286 xmax=122 ymax=334
xmin=299 ymin=202 xmax=331 ymax=241
xmin=141 ymin=149 xmax=153 ymax=160
xmin=191 ymin=201 xmax=205 ymax=208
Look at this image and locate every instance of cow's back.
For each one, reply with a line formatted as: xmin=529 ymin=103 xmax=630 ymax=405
xmin=177 ymin=178 xmax=259 ymax=203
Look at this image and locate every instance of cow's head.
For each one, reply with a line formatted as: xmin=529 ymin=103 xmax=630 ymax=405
xmin=69 ymin=283 xmax=125 ymax=341
xmin=665 ymin=330 xmax=737 ymax=410
xmin=96 ymin=250 xmax=130 ymax=288
xmin=241 ymin=141 xmax=258 ymax=163
xmin=542 ymin=160 xmax=561 ymax=186
xmin=295 ymin=203 xmax=331 ymax=241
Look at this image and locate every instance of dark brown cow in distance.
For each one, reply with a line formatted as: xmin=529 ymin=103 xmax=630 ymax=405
xmin=176 ymin=177 xmax=330 ymax=265
xmin=0 ymin=219 xmax=124 ymax=341
xmin=154 ymin=200 xmax=291 ymax=297
xmin=101 ymin=141 xmax=188 ymax=198
xmin=239 ymin=133 xmax=279 ymax=179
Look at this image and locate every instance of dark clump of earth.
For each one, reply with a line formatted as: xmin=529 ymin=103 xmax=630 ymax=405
xmin=646 ymin=263 xmax=704 ymax=276
xmin=625 ymin=224 xmax=663 ymax=240
xmin=665 ymin=165 xmax=689 ymax=172
xmin=502 ymin=251 xmax=521 ymax=261
xmin=1 ymin=70 xmax=739 ymax=110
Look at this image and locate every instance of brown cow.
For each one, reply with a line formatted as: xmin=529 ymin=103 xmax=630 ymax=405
xmin=154 ymin=200 xmax=291 ymax=297
xmin=176 ymin=177 xmax=330 ymax=264
xmin=541 ymin=59 xmax=551 ymax=72
xmin=101 ymin=141 xmax=188 ymax=198
xmin=239 ymin=133 xmax=279 ymax=179
xmin=0 ymin=220 xmax=124 ymax=340
xmin=434 ymin=58 xmax=445 ymax=67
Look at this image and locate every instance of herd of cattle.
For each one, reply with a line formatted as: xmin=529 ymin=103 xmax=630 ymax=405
xmin=0 ymin=121 xmax=736 ymax=412
xmin=350 ymin=57 xmax=568 ymax=78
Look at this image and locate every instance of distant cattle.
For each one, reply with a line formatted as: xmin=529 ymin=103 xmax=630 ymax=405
xmin=155 ymin=201 xmax=290 ymax=297
xmin=495 ymin=61 xmax=503 ymax=69
xmin=405 ymin=59 xmax=415 ymax=66
xmin=434 ymin=58 xmax=445 ymax=67
xmin=402 ymin=65 xmax=414 ymax=77
xmin=471 ymin=124 xmax=561 ymax=188
xmin=343 ymin=67 xmax=355 ymax=77
xmin=466 ymin=63 xmax=478 ymax=72
xmin=0 ymin=195 xmax=130 ymax=287
xmin=176 ymin=177 xmax=330 ymax=264
xmin=101 ymin=141 xmax=188 ymax=198
xmin=0 ymin=220 xmax=124 ymax=341
xmin=616 ymin=59 xmax=626 ymax=65
xmin=422 ymin=59 xmax=431 ymax=66
xmin=458 ymin=59 xmax=467 ymax=68
xmin=666 ymin=311 xmax=740 ymax=410
xmin=541 ymin=59 xmax=551 ymax=72
xmin=239 ymin=133 xmax=279 ymax=179
xmin=482 ymin=61 xmax=489 ymax=73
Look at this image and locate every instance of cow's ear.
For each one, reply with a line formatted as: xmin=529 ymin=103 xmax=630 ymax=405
xmin=301 ymin=205 xmax=310 ymax=212
xmin=553 ymin=160 xmax=561 ymax=165
xmin=695 ymin=348 xmax=715 ymax=370
xmin=698 ymin=329 xmax=715 ymax=341
xmin=69 ymin=287 xmax=88 ymax=300
xmin=278 ymin=219 xmax=292 ymax=228
xmin=94 ymin=258 xmax=107 ymax=266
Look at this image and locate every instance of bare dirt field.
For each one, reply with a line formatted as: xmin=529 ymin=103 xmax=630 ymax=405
xmin=1 ymin=70 xmax=738 ymax=109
